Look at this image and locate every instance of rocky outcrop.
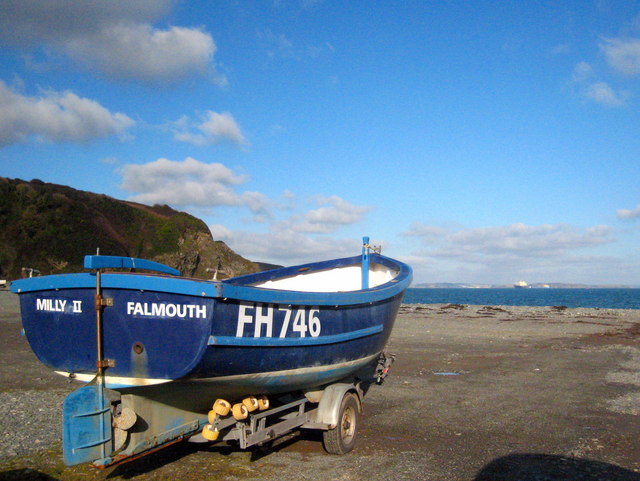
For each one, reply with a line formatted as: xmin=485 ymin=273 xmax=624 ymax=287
xmin=0 ymin=177 xmax=259 ymax=279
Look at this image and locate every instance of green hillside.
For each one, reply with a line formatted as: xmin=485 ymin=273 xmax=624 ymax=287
xmin=0 ymin=177 xmax=259 ymax=280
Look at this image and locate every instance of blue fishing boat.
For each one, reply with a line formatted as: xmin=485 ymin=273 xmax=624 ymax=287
xmin=11 ymin=238 xmax=411 ymax=466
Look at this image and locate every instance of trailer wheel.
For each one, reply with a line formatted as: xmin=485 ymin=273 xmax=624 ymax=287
xmin=323 ymin=392 xmax=360 ymax=454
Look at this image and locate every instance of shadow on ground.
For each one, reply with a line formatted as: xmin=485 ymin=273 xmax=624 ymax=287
xmin=474 ymin=454 xmax=640 ymax=481
xmin=106 ymin=430 xmax=324 ymax=479
xmin=105 ymin=441 xmax=216 ymax=480
xmin=0 ymin=470 xmax=60 ymax=481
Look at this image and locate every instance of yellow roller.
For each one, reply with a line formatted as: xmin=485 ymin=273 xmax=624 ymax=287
xmin=212 ymin=398 xmax=231 ymax=416
xmin=207 ymin=410 xmax=217 ymax=425
xmin=232 ymin=403 xmax=249 ymax=420
xmin=242 ymin=396 xmax=259 ymax=412
xmin=201 ymin=424 xmax=219 ymax=441
xmin=257 ymin=395 xmax=270 ymax=411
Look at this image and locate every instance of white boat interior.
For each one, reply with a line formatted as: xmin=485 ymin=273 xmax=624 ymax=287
xmin=253 ymin=264 xmax=398 ymax=292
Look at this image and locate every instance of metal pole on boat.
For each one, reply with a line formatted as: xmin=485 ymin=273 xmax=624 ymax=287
xmin=93 ymin=248 xmax=114 ymax=376
xmin=93 ymin=260 xmax=114 ymax=461
xmin=362 ymin=236 xmax=370 ymax=289
xmin=95 ymin=269 xmax=105 ymax=378
xmin=94 ymin=267 xmax=107 ymax=460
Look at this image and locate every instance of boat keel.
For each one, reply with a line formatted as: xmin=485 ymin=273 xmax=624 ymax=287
xmin=62 ymin=384 xmax=113 ymax=466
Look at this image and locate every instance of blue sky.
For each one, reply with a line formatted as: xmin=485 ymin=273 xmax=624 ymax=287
xmin=1 ymin=1 xmax=640 ymax=285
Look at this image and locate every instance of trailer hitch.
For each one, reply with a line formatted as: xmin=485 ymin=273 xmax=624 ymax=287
xmin=375 ymin=352 xmax=395 ymax=384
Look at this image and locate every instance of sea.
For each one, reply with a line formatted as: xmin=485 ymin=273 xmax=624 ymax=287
xmin=403 ymin=288 xmax=640 ymax=310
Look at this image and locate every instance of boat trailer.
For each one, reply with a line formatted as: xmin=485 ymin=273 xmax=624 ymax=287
xmin=63 ymin=353 xmax=394 ymax=468
xmin=52 ymin=240 xmax=401 ymax=468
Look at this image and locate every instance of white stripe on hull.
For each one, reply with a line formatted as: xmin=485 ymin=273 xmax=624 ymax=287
xmin=53 ymin=353 xmax=379 ymax=389
xmin=54 ymin=371 xmax=172 ymax=387
xmin=191 ymin=353 xmax=379 ymax=384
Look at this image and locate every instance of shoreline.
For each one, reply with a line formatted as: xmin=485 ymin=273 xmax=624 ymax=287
xmin=404 ymin=286 xmax=640 ymax=310
xmin=402 ymin=302 xmax=640 ymax=315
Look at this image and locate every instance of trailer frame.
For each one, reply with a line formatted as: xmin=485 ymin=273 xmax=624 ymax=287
xmin=85 ymin=353 xmax=392 ymax=468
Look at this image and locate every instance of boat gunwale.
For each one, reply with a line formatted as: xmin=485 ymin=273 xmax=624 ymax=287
xmin=11 ymin=254 xmax=412 ymax=306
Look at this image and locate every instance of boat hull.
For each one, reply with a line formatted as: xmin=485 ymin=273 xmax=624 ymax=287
xmin=13 ymin=254 xmax=410 ymax=408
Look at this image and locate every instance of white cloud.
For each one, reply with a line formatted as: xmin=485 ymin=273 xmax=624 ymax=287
xmin=403 ymin=223 xmax=450 ymax=243
xmin=119 ymin=157 xmax=267 ymax=213
xmin=207 ymin=193 xmax=372 ymax=264
xmin=0 ymin=0 xmax=170 ymax=45
xmin=65 ymin=24 xmax=215 ymax=83
xmin=617 ymin=204 xmax=640 ymax=220
xmin=600 ymin=37 xmax=640 ymax=76
xmin=240 ymin=191 xmax=270 ymax=215
xmin=0 ymin=1 xmax=218 ymax=83
xmin=407 ymin=222 xmax=613 ymax=256
xmin=584 ymin=81 xmax=626 ymax=107
xmin=447 ymin=223 xmax=612 ymax=255
xmin=293 ymin=196 xmax=371 ymax=234
xmin=0 ymin=81 xmax=134 ymax=146
xmin=568 ymin=37 xmax=640 ymax=108
xmin=258 ymin=29 xmax=294 ymax=59
xmin=572 ymin=61 xmax=593 ymax=83
xmin=552 ymin=43 xmax=570 ymax=55
xmin=173 ymin=111 xmax=246 ymax=146
xmin=570 ymin=62 xmax=627 ymax=108
xmin=404 ymin=222 xmax=616 ymax=283
xmin=209 ymin=223 xmax=233 ymax=240
xmin=118 ymin=157 xmax=370 ymax=264
xmin=209 ymin=226 xmax=361 ymax=266
xmin=268 ymin=124 xmax=287 ymax=137
xmin=257 ymin=27 xmax=334 ymax=61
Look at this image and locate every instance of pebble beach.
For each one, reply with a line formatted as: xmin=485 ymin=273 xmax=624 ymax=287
xmin=1 ymin=291 xmax=639 ymax=480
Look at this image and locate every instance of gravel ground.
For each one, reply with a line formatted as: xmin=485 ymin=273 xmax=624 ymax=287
xmin=0 ymin=391 xmax=69 ymax=459
xmin=1 ymin=292 xmax=640 ymax=480
xmin=0 ymin=291 xmax=76 ymax=464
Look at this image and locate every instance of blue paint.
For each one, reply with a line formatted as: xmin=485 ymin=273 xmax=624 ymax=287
xmin=13 ymin=252 xmax=412 ymax=391
xmin=208 ymin=324 xmax=383 ymax=346
xmin=62 ymin=384 xmax=112 ymax=466
xmin=84 ymin=255 xmax=180 ymax=276
xmin=12 ymin=254 xmax=411 ymax=306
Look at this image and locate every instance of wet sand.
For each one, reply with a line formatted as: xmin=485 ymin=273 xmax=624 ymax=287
xmin=1 ymin=291 xmax=639 ymax=480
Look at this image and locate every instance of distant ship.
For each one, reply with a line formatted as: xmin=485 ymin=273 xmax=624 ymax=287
xmin=514 ymin=280 xmax=529 ymax=288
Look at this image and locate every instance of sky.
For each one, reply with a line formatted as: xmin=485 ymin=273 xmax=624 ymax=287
xmin=1 ymin=1 xmax=640 ymax=286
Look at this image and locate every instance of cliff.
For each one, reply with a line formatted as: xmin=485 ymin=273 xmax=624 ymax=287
xmin=0 ymin=177 xmax=259 ymax=280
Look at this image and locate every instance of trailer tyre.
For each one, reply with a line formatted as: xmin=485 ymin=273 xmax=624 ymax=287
xmin=323 ymin=392 xmax=360 ymax=455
